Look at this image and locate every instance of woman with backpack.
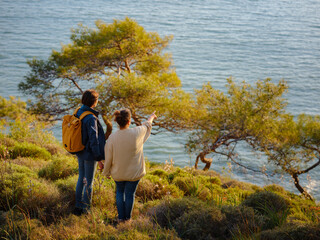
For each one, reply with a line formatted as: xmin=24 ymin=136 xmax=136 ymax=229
xmin=102 ymin=109 xmax=157 ymax=222
xmin=72 ymin=89 xmax=106 ymax=216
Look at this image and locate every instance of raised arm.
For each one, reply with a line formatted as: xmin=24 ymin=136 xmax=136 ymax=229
xmin=147 ymin=111 xmax=157 ymax=124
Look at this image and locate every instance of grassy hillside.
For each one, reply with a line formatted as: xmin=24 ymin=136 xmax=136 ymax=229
xmin=0 ymin=97 xmax=319 ymax=239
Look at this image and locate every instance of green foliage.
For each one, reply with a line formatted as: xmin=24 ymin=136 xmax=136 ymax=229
xmin=206 ymin=176 xmax=222 ymax=186
xmin=149 ymin=197 xmax=207 ymax=228
xmin=19 ymin=17 xmax=191 ymax=134
xmin=186 ymin=78 xmax=288 ymax=155
xmin=263 ymin=184 xmax=286 ymax=194
xmin=260 ymin=114 xmax=320 ymax=200
xmin=259 ymin=223 xmax=320 ymax=240
xmin=172 ymin=176 xmax=211 ymax=200
xmin=288 ymin=199 xmax=320 ymax=224
xmin=54 ymin=174 xmax=78 ymax=195
xmin=167 ymin=168 xmax=190 ymax=183
xmin=0 ymin=96 xmax=58 ymax=147
xmin=91 ymin=172 xmax=116 ymax=212
xmin=150 ymin=197 xmax=227 ymax=239
xmin=0 ymin=163 xmax=61 ymax=214
xmin=0 ymin=144 xmax=8 ymax=159
xmin=9 ymin=142 xmax=51 ymax=160
xmin=221 ymin=205 xmax=264 ymax=238
xmin=242 ymin=191 xmax=289 ymax=229
xmin=149 ymin=169 xmax=168 ymax=178
xmin=222 ymin=180 xmax=254 ymax=190
xmin=38 ymin=155 xmax=78 ymax=181
xmin=0 ymin=136 xmax=17 ymax=148
xmin=136 ymin=174 xmax=183 ymax=202
xmin=173 ymin=206 xmax=226 ymax=240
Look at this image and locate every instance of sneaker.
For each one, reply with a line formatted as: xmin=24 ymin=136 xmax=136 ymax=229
xmin=72 ymin=207 xmax=84 ymax=216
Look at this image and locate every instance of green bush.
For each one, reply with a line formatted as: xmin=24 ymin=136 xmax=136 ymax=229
xmin=242 ymin=191 xmax=289 ymax=229
xmin=149 ymin=197 xmax=226 ymax=239
xmin=207 ymin=176 xmax=222 ymax=185
xmin=38 ymin=155 xmax=78 ymax=181
xmin=221 ymin=205 xmax=265 ymax=238
xmin=0 ymin=136 xmax=17 ymax=148
xmin=149 ymin=169 xmax=168 ymax=178
xmin=222 ymin=180 xmax=253 ymax=190
xmin=259 ymin=223 xmax=320 ymax=240
xmin=263 ymin=184 xmax=286 ymax=194
xmin=167 ymin=168 xmax=190 ymax=183
xmin=136 ymin=176 xmax=183 ymax=202
xmin=0 ymin=145 xmax=8 ymax=159
xmin=173 ymin=207 xmax=226 ymax=239
xmin=172 ymin=176 xmax=211 ymax=200
xmin=149 ymin=197 xmax=203 ymax=228
xmin=92 ymin=173 xmax=116 ymax=211
xmin=288 ymin=200 xmax=320 ymax=224
xmin=54 ymin=174 xmax=78 ymax=195
xmin=42 ymin=143 xmax=65 ymax=156
xmin=9 ymin=142 xmax=51 ymax=160
xmin=0 ymin=163 xmax=62 ymax=216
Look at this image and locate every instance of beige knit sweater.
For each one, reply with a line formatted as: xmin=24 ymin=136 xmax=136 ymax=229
xmin=102 ymin=122 xmax=152 ymax=181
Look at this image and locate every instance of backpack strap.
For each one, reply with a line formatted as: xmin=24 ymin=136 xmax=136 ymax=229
xmin=79 ymin=111 xmax=97 ymax=120
xmin=73 ymin=107 xmax=81 ymax=115
xmin=73 ymin=107 xmax=97 ymax=120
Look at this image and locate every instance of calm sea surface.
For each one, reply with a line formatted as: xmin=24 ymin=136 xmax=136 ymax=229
xmin=1 ymin=0 xmax=320 ymax=200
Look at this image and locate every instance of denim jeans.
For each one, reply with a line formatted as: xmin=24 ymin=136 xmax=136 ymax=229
xmin=115 ymin=180 xmax=140 ymax=220
xmin=75 ymin=158 xmax=97 ymax=211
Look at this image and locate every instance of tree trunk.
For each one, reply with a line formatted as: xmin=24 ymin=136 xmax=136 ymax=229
xmin=292 ymin=173 xmax=314 ymax=201
xmin=101 ymin=114 xmax=113 ymax=140
xmin=195 ymin=151 xmax=212 ymax=171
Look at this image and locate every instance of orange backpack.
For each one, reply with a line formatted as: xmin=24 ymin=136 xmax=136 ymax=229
xmin=62 ymin=107 xmax=96 ymax=153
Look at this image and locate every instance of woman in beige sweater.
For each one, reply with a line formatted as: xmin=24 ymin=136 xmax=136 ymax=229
xmin=102 ymin=109 xmax=157 ymax=221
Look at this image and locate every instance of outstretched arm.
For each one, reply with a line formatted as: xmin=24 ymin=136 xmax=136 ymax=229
xmin=147 ymin=111 xmax=157 ymax=124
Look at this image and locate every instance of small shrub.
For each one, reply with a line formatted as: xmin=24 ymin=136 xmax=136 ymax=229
xmin=0 ymin=163 xmax=63 ymax=221
xmin=54 ymin=174 xmax=78 ymax=195
xmin=167 ymin=168 xmax=190 ymax=183
xmin=264 ymin=184 xmax=286 ymax=194
xmin=38 ymin=155 xmax=78 ymax=181
xmin=242 ymin=191 xmax=289 ymax=229
xmin=207 ymin=176 xmax=222 ymax=185
xmin=222 ymin=180 xmax=253 ymax=190
xmin=149 ymin=169 xmax=168 ymax=178
xmin=289 ymin=201 xmax=320 ymax=224
xmin=149 ymin=197 xmax=226 ymax=239
xmin=221 ymin=205 xmax=265 ymax=238
xmin=92 ymin=173 xmax=116 ymax=211
xmin=116 ymin=216 xmax=181 ymax=240
xmin=42 ymin=143 xmax=65 ymax=155
xmin=11 ymin=157 xmax=47 ymax=171
xmin=0 ymin=145 xmax=8 ymax=159
xmin=9 ymin=142 xmax=51 ymax=160
xmin=173 ymin=207 xmax=226 ymax=239
xmin=259 ymin=223 xmax=320 ymax=240
xmin=0 ymin=136 xmax=17 ymax=148
xmin=149 ymin=197 xmax=208 ymax=228
xmin=136 ymin=176 xmax=182 ymax=202
xmin=173 ymin=176 xmax=210 ymax=200
xmin=242 ymin=191 xmax=288 ymax=214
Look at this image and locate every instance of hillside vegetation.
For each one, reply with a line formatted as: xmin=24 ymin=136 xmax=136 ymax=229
xmin=0 ymin=96 xmax=319 ymax=240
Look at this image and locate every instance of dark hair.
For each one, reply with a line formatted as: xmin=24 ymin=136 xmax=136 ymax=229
xmin=114 ymin=109 xmax=131 ymax=128
xmin=82 ymin=89 xmax=99 ymax=107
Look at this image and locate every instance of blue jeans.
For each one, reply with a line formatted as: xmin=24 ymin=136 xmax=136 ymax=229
xmin=75 ymin=158 xmax=97 ymax=210
xmin=115 ymin=180 xmax=140 ymax=220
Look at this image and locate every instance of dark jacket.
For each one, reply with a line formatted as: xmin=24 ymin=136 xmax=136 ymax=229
xmin=75 ymin=105 xmax=105 ymax=161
